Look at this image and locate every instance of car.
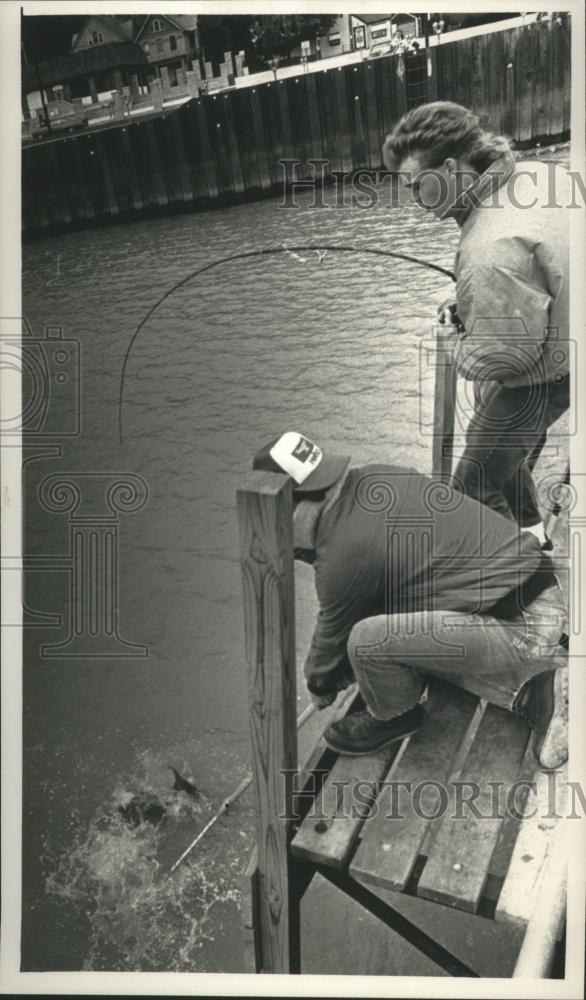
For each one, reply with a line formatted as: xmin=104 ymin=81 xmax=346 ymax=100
xmin=367 ymin=40 xmax=394 ymax=59
xmin=29 ymin=100 xmax=88 ymax=138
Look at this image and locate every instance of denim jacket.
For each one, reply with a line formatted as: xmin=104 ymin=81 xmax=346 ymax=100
xmin=453 ymin=157 xmax=570 ymax=388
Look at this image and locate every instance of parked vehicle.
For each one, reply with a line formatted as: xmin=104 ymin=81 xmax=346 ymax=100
xmin=29 ymin=100 xmax=88 ymax=138
xmin=368 ymin=40 xmax=394 ymax=59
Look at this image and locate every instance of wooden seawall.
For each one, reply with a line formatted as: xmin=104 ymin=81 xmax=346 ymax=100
xmin=22 ymin=18 xmax=570 ymax=235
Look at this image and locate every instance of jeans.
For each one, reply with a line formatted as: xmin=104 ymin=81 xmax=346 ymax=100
xmin=451 ymin=375 xmax=570 ymax=526
xmin=347 ymin=579 xmax=566 ymax=721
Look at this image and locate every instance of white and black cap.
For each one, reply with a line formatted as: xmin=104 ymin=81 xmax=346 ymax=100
xmin=253 ymin=431 xmax=350 ymax=494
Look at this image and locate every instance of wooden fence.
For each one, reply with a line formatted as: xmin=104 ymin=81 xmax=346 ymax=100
xmin=22 ymin=18 xmax=570 ymax=234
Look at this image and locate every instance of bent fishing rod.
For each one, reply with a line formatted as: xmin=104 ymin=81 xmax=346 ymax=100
xmin=118 ymin=244 xmax=455 ymax=445
xmin=168 ymin=697 xmax=321 ymax=875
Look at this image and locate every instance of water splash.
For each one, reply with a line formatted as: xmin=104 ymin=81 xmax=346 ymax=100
xmin=45 ymin=749 xmax=252 ymax=971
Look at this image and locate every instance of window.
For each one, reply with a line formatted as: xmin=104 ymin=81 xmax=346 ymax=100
xmin=169 ymin=34 xmax=177 ymax=51
xmin=328 ymin=33 xmax=341 ymax=45
xmin=371 ymin=27 xmax=388 ymax=39
xmin=151 ymin=18 xmax=162 ymax=32
xmin=156 ymin=38 xmax=164 ymax=53
xmin=143 ymin=42 xmax=150 ymax=54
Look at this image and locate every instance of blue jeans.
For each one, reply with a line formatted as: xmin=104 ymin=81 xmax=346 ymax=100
xmin=347 ymin=580 xmax=566 ymax=720
xmin=452 ymin=375 xmax=570 ymax=527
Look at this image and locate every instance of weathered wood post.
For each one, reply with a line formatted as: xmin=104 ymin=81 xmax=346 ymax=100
xmin=237 ymin=472 xmax=300 ymax=972
xmin=432 ymin=326 xmax=457 ymax=481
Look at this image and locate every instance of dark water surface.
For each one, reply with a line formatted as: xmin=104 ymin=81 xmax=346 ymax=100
xmin=22 ymin=179 xmax=562 ymax=973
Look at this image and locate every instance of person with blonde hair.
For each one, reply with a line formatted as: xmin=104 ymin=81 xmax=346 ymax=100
xmin=383 ymin=101 xmax=570 ymax=547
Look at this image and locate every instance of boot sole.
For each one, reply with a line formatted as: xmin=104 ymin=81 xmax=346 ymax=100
xmin=538 ymin=667 xmax=568 ymax=770
xmin=323 ymin=723 xmax=420 ymax=756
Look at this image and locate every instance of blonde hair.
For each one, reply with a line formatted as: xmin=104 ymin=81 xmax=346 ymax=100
xmin=383 ymin=101 xmax=513 ymax=174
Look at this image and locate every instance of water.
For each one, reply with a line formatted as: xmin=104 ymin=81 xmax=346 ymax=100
xmin=20 ymin=182 xmax=478 ymax=971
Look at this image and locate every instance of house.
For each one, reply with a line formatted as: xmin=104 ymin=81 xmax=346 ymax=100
xmin=134 ymin=14 xmax=200 ymax=87
xmin=318 ymin=15 xmax=354 ymax=58
xmin=316 ymin=13 xmax=421 ymax=59
xmin=349 ymin=13 xmax=421 ymax=50
xmin=22 ymin=14 xmax=201 ymax=119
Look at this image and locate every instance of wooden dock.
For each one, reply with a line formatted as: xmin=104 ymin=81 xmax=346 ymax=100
xmin=236 ymin=328 xmax=570 ymax=976
xmin=22 ymin=16 xmax=570 ymax=235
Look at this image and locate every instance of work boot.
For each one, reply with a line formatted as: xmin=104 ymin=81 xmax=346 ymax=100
xmin=323 ymin=704 xmax=423 ymax=756
xmin=514 ymin=665 xmax=568 ymax=770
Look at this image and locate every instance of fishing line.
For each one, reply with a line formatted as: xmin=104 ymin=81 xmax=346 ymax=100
xmin=118 ymin=244 xmax=455 ymax=444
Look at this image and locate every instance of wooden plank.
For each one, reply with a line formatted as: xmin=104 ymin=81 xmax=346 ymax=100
xmin=427 ymin=48 xmax=439 ymax=103
xmin=512 ymin=818 xmax=568 ymax=977
xmin=276 ymin=79 xmax=296 ymax=164
xmin=175 ymin=103 xmax=208 ymax=203
xmin=333 ymin=67 xmax=353 ymax=174
xmin=496 ymin=764 xmax=567 ymax=926
xmin=514 ymin=26 xmax=534 ymax=144
xmin=432 ymin=326 xmax=457 ymax=481
xmin=77 ymin=133 xmax=108 ymax=218
xmin=363 ymin=61 xmax=381 ymax=169
xmin=169 ymin=111 xmax=194 ymax=203
xmin=291 ymin=741 xmax=399 ymax=869
xmin=240 ymin=843 xmax=262 ymax=973
xmin=319 ymin=68 xmax=342 ymax=175
xmin=503 ymin=34 xmax=517 ymax=140
xmin=61 ymin=136 xmax=90 ymax=223
xmin=208 ymin=98 xmax=234 ymax=197
xmin=119 ymin=126 xmax=144 ymax=211
xmin=304 ymin=72 xmax=323 ymax=164
xmin=417 ymin=704 xmax=529 ymax=912
xmin=153 ymin=115 xmax=183 ymax=205
xmin=548 ymin=17 xmax=566 ymax=137
xmin=220 ymin=92 xmax=245 ymax=195
xmin=533 ymin=22 xmax=551 ymax=140
xmin=194 ymin=99 xmax=219 ymax=200
xmin=67 ymin=136 xmax=95 ymax=220
xmin=140 ymin=122 xmax=168 ymax=208
xmin=261 ymin=82 xmax=285 ymax=187
xmin=350 ymin=65 xmax=367 ymax=169
xmin=350 ymin=683 xmax=479 ymax=891
xmin=236 ymin=472 xmax=298 ymax=973
xmin=249 ymin=86 xmax=272 ymax=190
xmin=389 ymin=53 xmax=408 ymax=123
xmin=375 ymin=59 xmax=395 ymax=143
xmin=45 ymin=144 xmax=70 ymax=226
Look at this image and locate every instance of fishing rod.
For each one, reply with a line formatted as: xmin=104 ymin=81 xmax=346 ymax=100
xmin=168 ymin=699 xmax=320 ymax=875
xmin=118 ymin=244 xmax=456 ymax=445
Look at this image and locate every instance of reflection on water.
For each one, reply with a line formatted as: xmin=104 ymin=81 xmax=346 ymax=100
xmin=22 ymin=182 xmax=460 ymax=970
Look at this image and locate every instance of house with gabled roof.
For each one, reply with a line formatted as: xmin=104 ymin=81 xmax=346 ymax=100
xmin=134 ymin=14 xmax=200 ymax=87
xmin=22 ymin=13 xmax=201 ymax=119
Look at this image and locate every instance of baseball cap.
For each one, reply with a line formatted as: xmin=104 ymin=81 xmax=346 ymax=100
xmin=253 ymin=431 xmax=350 ymax=494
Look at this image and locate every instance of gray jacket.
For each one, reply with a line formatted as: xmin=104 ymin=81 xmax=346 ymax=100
xmin=454 ymin=158 xmax=570 ymax=387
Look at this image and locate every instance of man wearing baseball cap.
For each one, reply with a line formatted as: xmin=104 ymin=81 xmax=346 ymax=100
xmin=252 ymin=431 xmax=568 ymax=769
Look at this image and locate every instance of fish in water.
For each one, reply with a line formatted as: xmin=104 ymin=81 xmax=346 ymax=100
xmin=168 ymin=766 xmax=198 ymax=798
xmin=118 ymin=795 xmax=166 ymax=828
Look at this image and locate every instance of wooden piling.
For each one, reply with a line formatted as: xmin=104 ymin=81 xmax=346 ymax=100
xmin=236 ymin=472 xmax=300 ymax=973
xmin=21 ymin=18 xmax=571 ymax=234
xmin=431 ymin=327 xmax=457 ymax=482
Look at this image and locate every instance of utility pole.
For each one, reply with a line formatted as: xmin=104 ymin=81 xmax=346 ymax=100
xmin=424 ymin=12 xmax=433 ymax=80
xmin=35 ymin=62 xmax=52 ymax=134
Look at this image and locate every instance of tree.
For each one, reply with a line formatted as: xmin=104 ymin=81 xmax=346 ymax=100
xmin=197 ymin=15 xmax=255 ymax=64
xmin=250 ymin=15 xmax=338 ymax=64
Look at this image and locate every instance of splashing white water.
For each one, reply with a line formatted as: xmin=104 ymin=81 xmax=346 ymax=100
xmin=45 ymin=748 xmax=252 ymax=971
